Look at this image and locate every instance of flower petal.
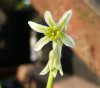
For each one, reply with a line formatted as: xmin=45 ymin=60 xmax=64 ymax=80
xmin=57 ymin=10 xmax=72 ymax=30
xmin=49 ymin=50 xmax=56 ymax=70
xmin=40 ymin=63 xmax=49 ymax=75
xmin=60 ymin=33 xmax=75 ymax=48
xmin=59 ymin=68 xmax=63 ymax=76
xmin=52 ymin=69 xmax=57 ymax=78
xmin=44 ymin=11 xmax=55 ymax=27
xmin=53 ymin=40 xmax=62 ymax=59
xmin=54 ymin=58 xmax=61 ymax=70
xmin=34 ymin=36 xmax=51 ymax=51
xmin=28 ymin=21 xmax=49 ymax=33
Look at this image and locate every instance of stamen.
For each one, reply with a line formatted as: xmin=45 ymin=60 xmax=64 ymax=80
xmin=53 ymin=28 xmax=55 ymax=31
xmin=57 ymin=31 xmax=59 ymax=34
xmin=52 ymin=32 xmax=55 ymax=36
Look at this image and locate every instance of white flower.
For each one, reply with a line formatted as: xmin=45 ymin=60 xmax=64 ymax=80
xmin=28 ymin=10 xmax=75 ymax=77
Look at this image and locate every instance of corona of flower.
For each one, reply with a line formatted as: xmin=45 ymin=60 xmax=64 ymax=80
xmin=28 ymin=10 xmax=75 ymax=77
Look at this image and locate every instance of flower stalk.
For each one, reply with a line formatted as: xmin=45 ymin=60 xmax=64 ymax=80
xmin=46 ymin=72 xmax=54 ymax=88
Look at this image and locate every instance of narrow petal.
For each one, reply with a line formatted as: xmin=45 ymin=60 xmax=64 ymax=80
xmin=59 ymin=68 xmax=63 ymax=76
xmin=48 ymin=50 xmax=58 ymax=78
xmin=44 ymin=11 xmax=55 ymax=27
xmin=54 ymin=58 xmax=61 ymax=69
xmin=49 ymin=50 xmax=56 ymax=70
xmin=52 ymin=41 xmax=58 ymax=59
xmin=49 ymin=50 xmax=61 ymax=70
xmin=60 ymin=33 xmax=75 ymax=48
xmin=28 ymin=21 xmax=49 ymax=33
xmin=34 ymin=36 xmax=51 ymax=51
xmin=52 ymin=69 xmax=57 ymax=78
xmin=57 ymin=10 xmax=72 ymax=30
xmin=40 ymin=63 xmax=49 ymax=75
xmin=53 ymin=40 xmax=62 ymax=59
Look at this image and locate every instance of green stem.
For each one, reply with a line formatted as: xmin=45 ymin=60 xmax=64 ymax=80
xmin=46 ymin=72 xmax=54 ymax=88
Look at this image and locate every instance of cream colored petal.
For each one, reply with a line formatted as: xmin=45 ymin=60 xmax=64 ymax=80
xmin=49 ymin=50 xmax=56 ymax=70
xmin=60 ymin=33 xmax=75 ymax=48
xmin=59 ymin=68 xmax=63 ymax=76
xmin=44 ymin=11 xmax=55 ymax=27
xmin=54 ymin=58 xmax=60 ymax=69
xmin=53 ymin=40 xmax=62 ymax=59
xmin=40 ymin=63 xmax=49 ymax=75
xmin=57 ymin=10 xmax=72 ymax=30
xmin=34 ymin=36 xmax=51 ymax=51
xmin=52 ymin=69 xmax=57 ymax=78
xmin=28 ymin=21 xmax=49 ymax=33
xmin=52 ymin=41 xmax=58 ymax=59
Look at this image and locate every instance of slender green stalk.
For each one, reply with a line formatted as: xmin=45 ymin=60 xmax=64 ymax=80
xmin=46 ymin=72 xmax=54 ymax=88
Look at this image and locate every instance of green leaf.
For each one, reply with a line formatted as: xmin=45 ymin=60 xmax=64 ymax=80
xmin=44 ymin=11 xmax=55 ymax=27
xmin=28 ymin=21 xmax=49 ymax=33
xmin=34 ymin=36 xmax=51 ymax=51
xmin=57 ymin=10 xmax=72 ymax=30
xmin=60 ymin=33 xmax=75 ymax=48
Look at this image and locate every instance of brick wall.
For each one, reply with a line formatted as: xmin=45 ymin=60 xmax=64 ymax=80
xmin=31 ymin=0 xmax=100 ymax=76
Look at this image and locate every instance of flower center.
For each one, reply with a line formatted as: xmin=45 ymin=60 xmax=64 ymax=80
xmin=45 ymin=27 xmax=61 ymax=41
xmin=51 ymin=28 xmax=59 ymax=35
xmin=50 ymin=28 xmax=61 ymax=40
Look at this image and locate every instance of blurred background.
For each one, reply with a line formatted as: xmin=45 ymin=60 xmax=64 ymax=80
xmin=0 ymin=0 xmax=100 ymax=88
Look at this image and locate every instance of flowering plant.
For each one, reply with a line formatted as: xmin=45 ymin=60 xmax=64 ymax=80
xmin=28 ymin=10 xmax=75 ymax=88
